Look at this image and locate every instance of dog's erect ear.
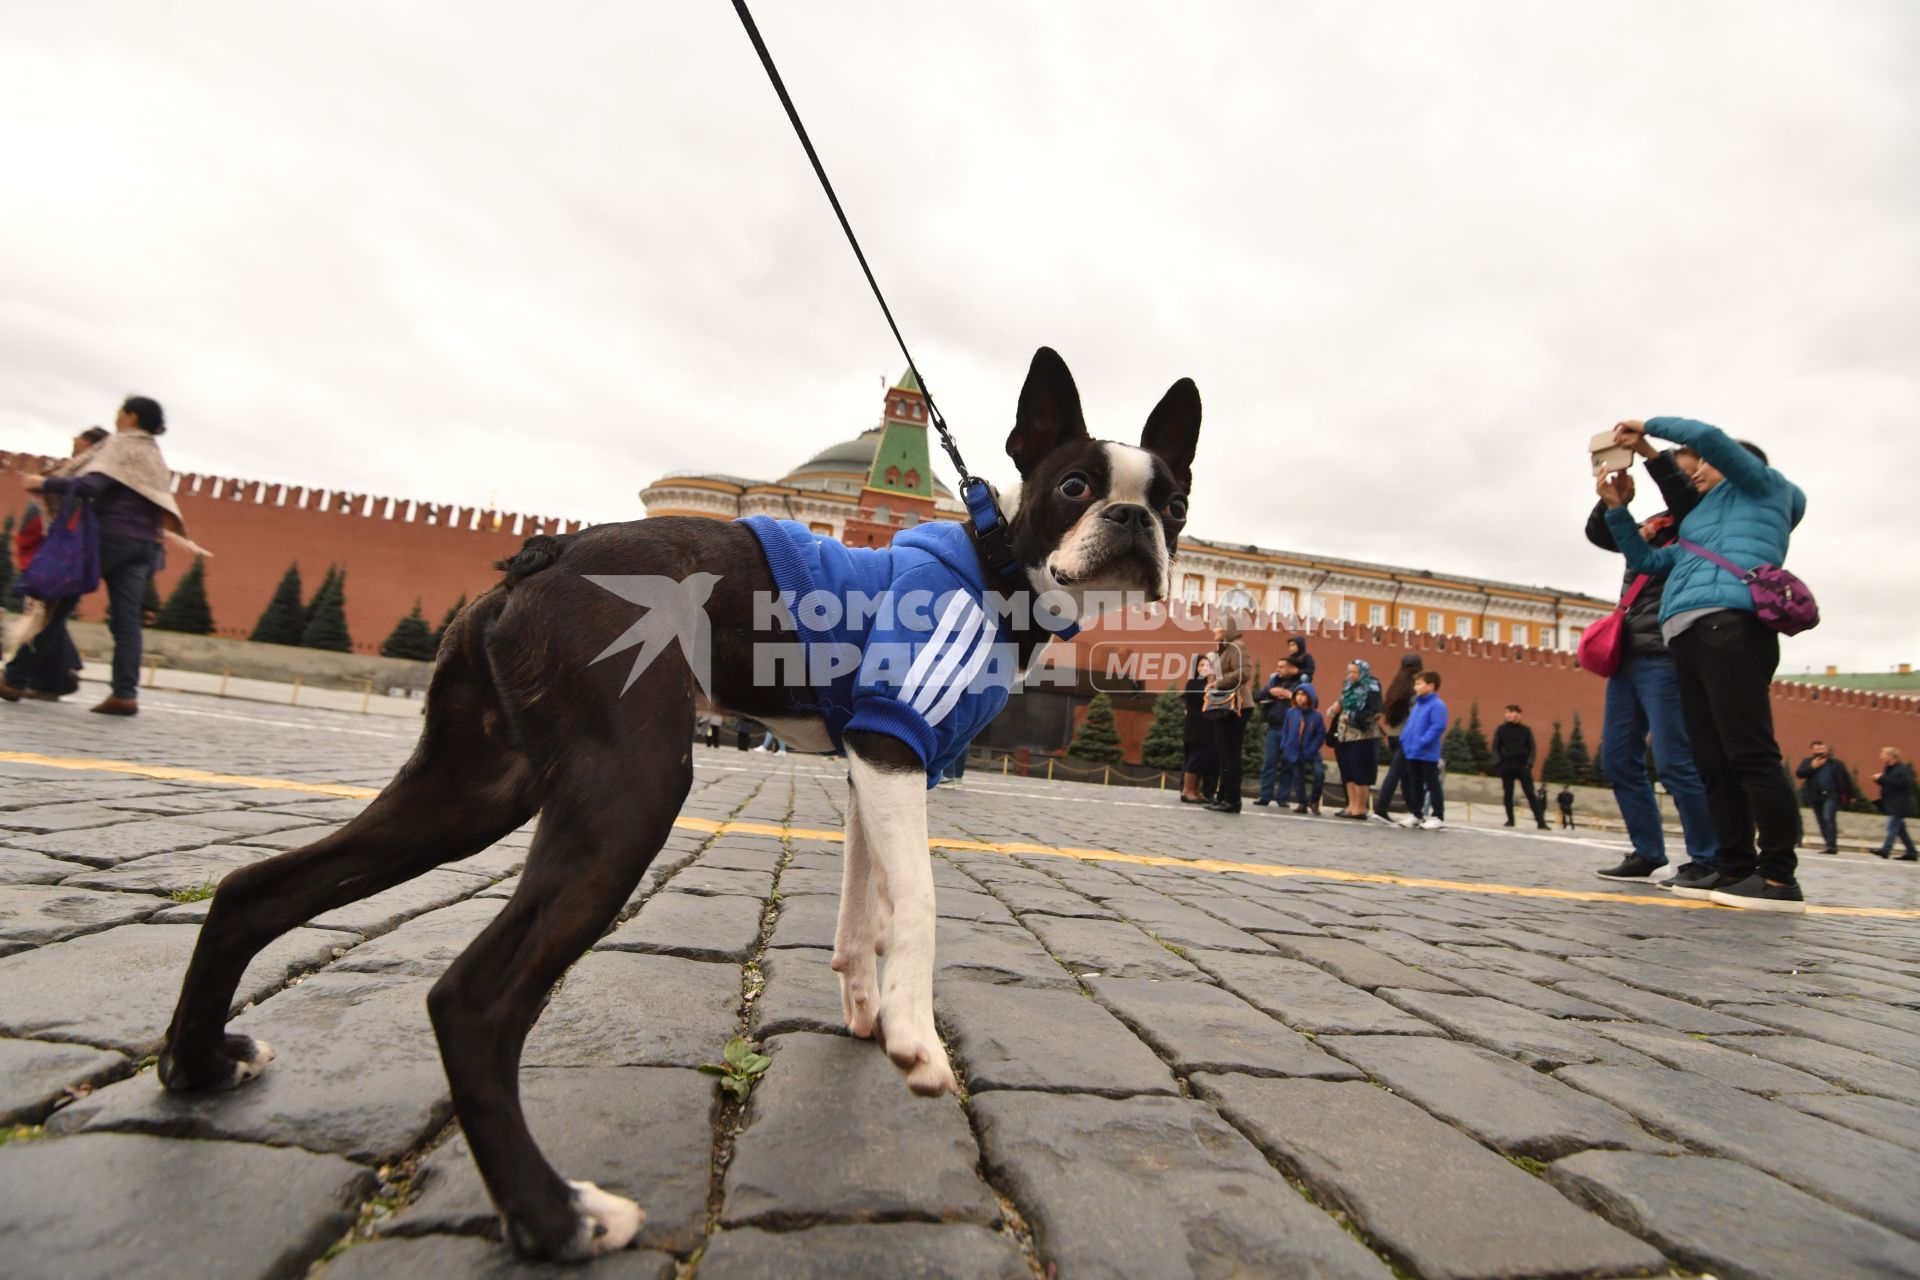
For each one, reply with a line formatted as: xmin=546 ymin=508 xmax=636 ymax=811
xmin=1140 ymin=377 xmax=1201 ymax=486
xmin=1006 ymin=347 xmax=1089 ymax=478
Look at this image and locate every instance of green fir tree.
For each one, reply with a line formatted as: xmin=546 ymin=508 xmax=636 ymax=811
xmin=1242 ymin=713 xmax=1266 ymax=780
xmin=153 ymin=558 xmax=215 ymax=634
xmin=1565 ymin=712 xmax=1593 ymax=782
xmin=432 ymin=593 xmax=468 ymax=648
xmin=1067 ymin=691 xmax=1124 ymax=764
xmin=1441 ymin=723 xmax=1476 ymax=774
xmin=300 ymin=569 xmax=353 ymax=652
xmin=1141 ymin=687 xmax=1188 ymax=770
xmin=250 ymin=563 xmax=307 ymax=645
xmin=305 ymin=566 xmax=340 ymax=627
xmin=380 ymin=600 xmax=438 ymax=661
xmin=1587 ymin=737 xmax=1611 ymax=786
xmin=1464 ymin=702 xmax=1495 ymax=775
xmin=1542 ymin=721 xmax=1574 ymax=784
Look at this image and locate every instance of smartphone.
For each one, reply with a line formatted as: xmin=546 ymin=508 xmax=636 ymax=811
xmin=1589 ymin=430 xmax=1633 ymax=477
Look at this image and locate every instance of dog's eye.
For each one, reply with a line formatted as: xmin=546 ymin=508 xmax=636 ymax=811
xmin=1058 ymin=474 xmax=1092 ymax=500
xmin=1164 ymin=494 xmax=1189 ymax=522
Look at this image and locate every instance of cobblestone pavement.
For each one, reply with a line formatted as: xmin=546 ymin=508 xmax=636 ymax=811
xmin=3 ymin=689 xmax=1919 ymax=1280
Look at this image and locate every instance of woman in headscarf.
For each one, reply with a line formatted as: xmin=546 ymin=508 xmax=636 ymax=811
xmin=14 ymin=396 xmax=204 ymax=717
xmin=1180 ymin=653 xmax=1219 ymax=803
xmin=1328 ymin=658 xmax=1385 ymax=818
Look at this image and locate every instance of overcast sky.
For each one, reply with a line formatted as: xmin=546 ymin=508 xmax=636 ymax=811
xmin=3 ymin=1 xmax=1914 ymax=671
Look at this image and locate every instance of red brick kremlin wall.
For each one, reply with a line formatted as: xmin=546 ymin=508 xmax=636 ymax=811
xmin=2 ymin=450 xmax=594 ymax=654
xmin=1065 ymin=603 xmax=1920 ymax=778
xmin=8 ymin=450 xmax=1912 ymax=771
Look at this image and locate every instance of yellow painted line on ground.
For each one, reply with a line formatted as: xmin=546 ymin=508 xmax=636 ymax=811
xmin=0 ymin=751 xmax=381 ymax=799
xmin=8 ymin=750 xmax=1916 ymax=921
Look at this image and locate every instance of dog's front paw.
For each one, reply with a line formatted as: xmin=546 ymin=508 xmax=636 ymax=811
xmin=879 ymin=1009 xmax=956 ymax=1096
xmin=831 ymin=950 xmax=879 ymax=1039
xmin=158 ymin=1033 xmax=275 ymax=1093
xmin=563 ymin=1180 xmax=644 ymax=1258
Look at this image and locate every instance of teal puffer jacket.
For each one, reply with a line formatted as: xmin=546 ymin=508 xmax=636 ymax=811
xmin=1603 ymin=417 xmax=1805 ymax=623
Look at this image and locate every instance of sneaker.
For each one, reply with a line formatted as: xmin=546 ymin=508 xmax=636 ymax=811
xmin=1367 ymin=811 xmax=1396 ymax=825
xmin=1650 ymin=863 xmax=1681 ymax=885
xmin=1396 ymin=815 xmax=1421 ymax=829
xmin=1707 ymin=874 xmax=1807 ymax=913
xmin=1419 ymin=815 xmax=1446 ymax=831
xmin=1596 ymin=856 xmax=1666 ymax=882
xmin=1870 ymin=848 xmax=1891 ymax=859
xmin=1253 ymin=798 xmax=1271 ymax=806
xmin=1665 ymin=864 xmax=1731 ymax=898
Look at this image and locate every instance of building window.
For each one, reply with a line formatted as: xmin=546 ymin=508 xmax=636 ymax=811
xmin=1277 ymin=590 xmax=1297 ymax=616
xmin=1456 ymin=617 xmax=1474 ymax=637
xmin=1512 ymin=624 xmax=1528 ymax=646
xmin=884 ymin=466 xmax=901 ymax=486
xmin=1426 ymin=611 xmax=1444 ymax=634
xmin=1182 ymin=577 xmax=1201 ymax=602
xmin=1221 ymin=587 xmax=1258 ymax=613
xmin=809 ymin=521 xmax=834 ymax=535
xmin=1368 ymin=604 xmax=1386 ymax=627
xmin=904 ymin=468 xmax=920 ymax=490
xmin=1311 ymin=596 xmax=1328 ymax=620
xmin=1339 ymin=600 xmax=1357 ymax=624
xmin=1398 ymin=607 xmax=1415 ymax=630
xmin=1485 ymin=620 xmax=1501 ymax=643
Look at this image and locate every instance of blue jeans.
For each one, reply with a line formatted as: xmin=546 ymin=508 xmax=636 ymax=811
xmin=1603 ymin=650 xmax=1719 ymax=870
xmin=1811 ymin=794 xmax=1840 ymax=852
xmin=1290 ymin=756 xmax=1324 ymax=806
xmin=1258 ymin=728 xmax=1292 ymax=802
xmin=1881 ymin=813 xmax=1917 ymax=855
xmin=37 ymin=534 xmax=157 ymax=699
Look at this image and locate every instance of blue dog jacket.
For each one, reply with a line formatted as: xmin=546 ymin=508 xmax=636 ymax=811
xmin=741 ymin=515 xmax=1073 ymax=786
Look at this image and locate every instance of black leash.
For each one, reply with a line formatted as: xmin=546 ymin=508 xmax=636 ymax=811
xmin=729 ymin=0 xmax=1019 ymax=578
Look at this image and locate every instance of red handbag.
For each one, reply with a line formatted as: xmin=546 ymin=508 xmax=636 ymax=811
xmin=1577 ymin=575 xmax=1649 ymax=678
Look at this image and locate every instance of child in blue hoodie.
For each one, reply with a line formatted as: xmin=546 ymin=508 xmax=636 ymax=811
xmin=1397 ymin=672 xmax=1449 ymax=829
xmin=1281 ymin=683 xmax=1327 ymax=814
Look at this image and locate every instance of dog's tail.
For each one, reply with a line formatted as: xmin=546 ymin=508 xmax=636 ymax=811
xmin=495 ymin=533 xmax=575 ymax=587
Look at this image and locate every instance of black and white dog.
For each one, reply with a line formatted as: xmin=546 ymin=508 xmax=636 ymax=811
xmin=155 ymin=348 xmax=1201 ymax=1260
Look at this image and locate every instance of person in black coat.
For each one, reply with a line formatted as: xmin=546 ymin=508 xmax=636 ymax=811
xmin=1492 ymin=706 xmax=1550 ymax=829
xmin=1795 ymin=740 xmax=1858 ymax=855
xmin=1871 ymin=747 xmax=1917 ymax=860
xmin=1180 ymin=654 xmax=1220 ymax=804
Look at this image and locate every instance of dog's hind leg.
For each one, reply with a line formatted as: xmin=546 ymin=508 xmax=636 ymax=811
xmin=831 ymin=781 xmax=887 ymax=1039
xmin=427 ymin=750 xmax=693 ymax=1261
xmin=845 ymin=732 xmax=956 ymax=1097
xmin=159 ymin=599 xmax=540 ymax=1093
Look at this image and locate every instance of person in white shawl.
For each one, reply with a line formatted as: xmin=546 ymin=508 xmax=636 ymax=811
xmin=5 ymin=396 xmax=210 ymax=716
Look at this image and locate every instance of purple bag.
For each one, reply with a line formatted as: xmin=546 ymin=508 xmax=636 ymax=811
xmin=1678 ymin=538 xmax=1819 ymax=636
xmin=16 ymin=495 xmax=100 ymax=600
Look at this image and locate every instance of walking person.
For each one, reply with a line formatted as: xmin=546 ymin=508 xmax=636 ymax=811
xmin=1870 ymin=747 xmax=1917 ymax=860
xmin=1328 ymin=659 xmax=1384 ymax=819
xmin=10 ymin=398 xmax=187 ymax=716
xmin=1584 ymin=444 xmax=1724 ymax=887
xmin=1371 ymin=653 xmax=1423 ymax=823
xmin=1 ymin=427 xmax=108 ymax=702
xmin=1794 ymin=740 xmax=1857 ymax=856
xmin=1396 ymin=671 xmax=1449 ymax=830
xmin=1180 ymin=654 xmax=1220 ymax=804
xmin=1283 ymin=684 xmax=1326 ymax=814
xmin=1205 ymin=617 xmax=1256 ymax=814
xmin=1493 ymin=706 xmax=1551 ymax=830
xmin=1254 ymin=658 xmax=1301 ymax=805
xmin=1600 ymin=416 xmax=1809 ymax=911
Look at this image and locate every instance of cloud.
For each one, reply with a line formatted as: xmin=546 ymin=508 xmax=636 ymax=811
xmin=0 ymin=0 xmax=1913 ymax=670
